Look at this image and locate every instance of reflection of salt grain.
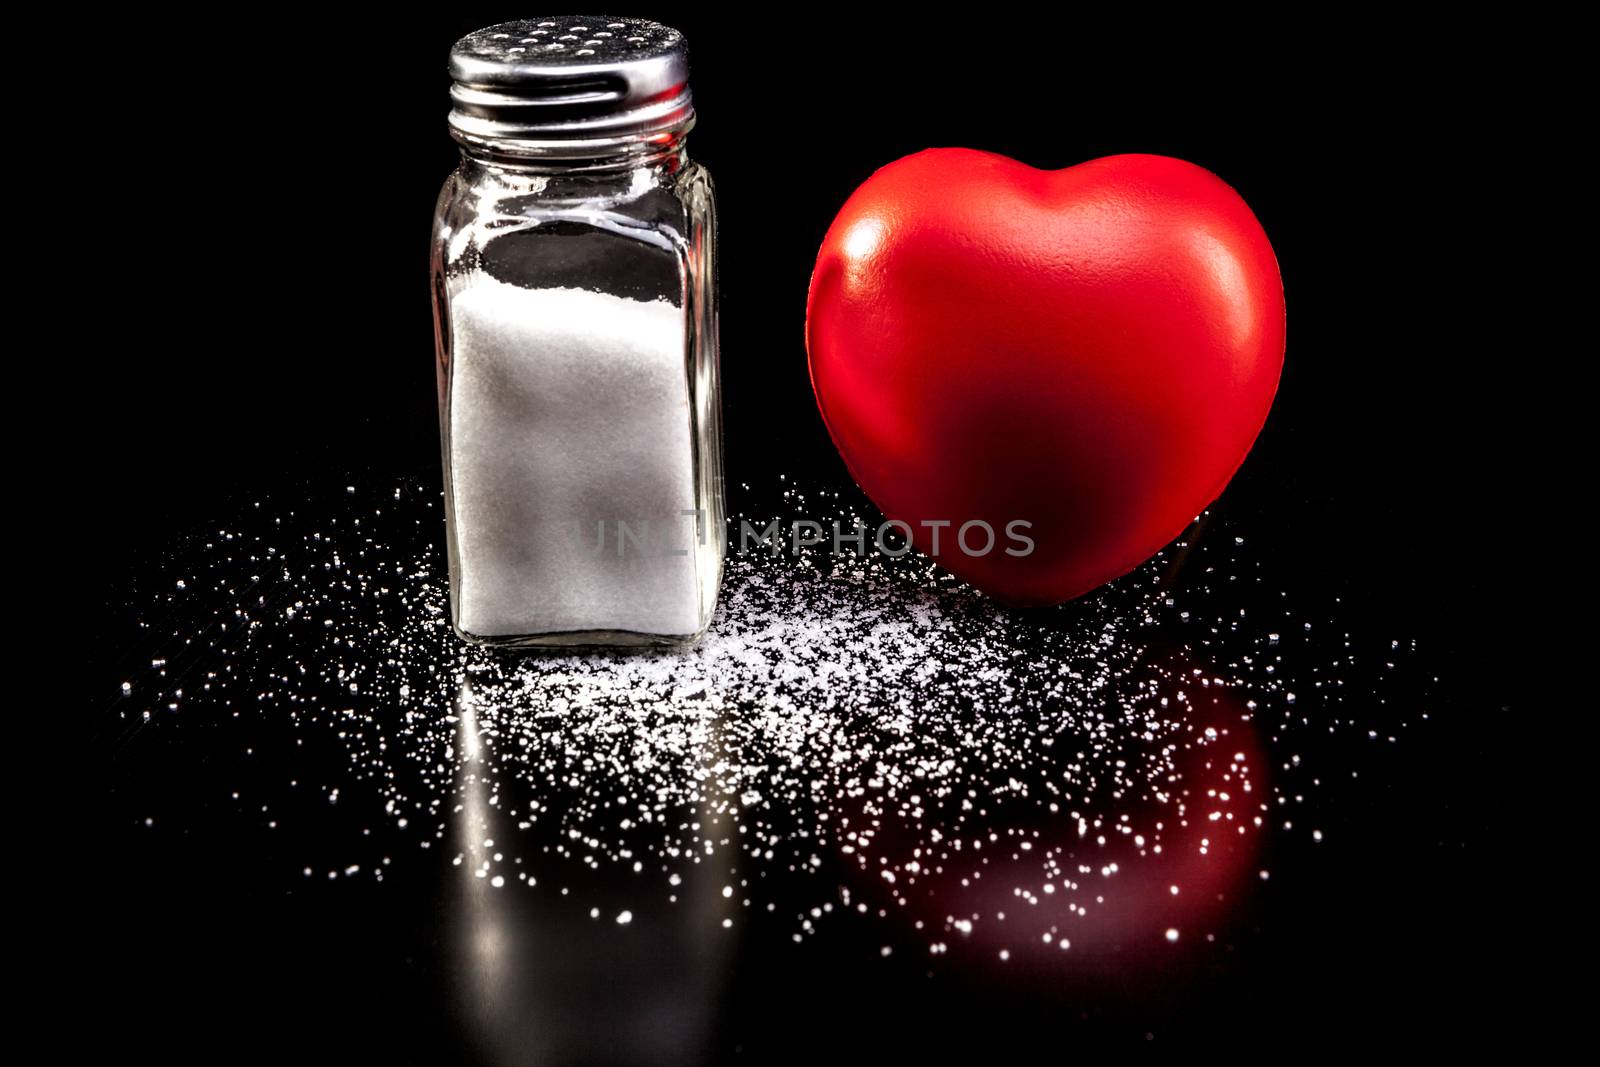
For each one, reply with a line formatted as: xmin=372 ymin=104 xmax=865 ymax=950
xmin=119 ymin=477 xmax=1427 ymax=960
xmin=448 ymin=276 xmax=699 ymax=638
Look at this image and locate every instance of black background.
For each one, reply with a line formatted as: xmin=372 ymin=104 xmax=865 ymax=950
xmin=69 ymin=10 xmax=1541 ymax=1060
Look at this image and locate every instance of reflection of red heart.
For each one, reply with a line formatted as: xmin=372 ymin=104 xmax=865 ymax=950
xmin=831 ymin=663 xmax=1263 ymax=968
xmin=807 ymin=151 xmax=1285 ymax=606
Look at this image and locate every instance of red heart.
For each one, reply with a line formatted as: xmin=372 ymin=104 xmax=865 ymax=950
xmin=806 ymin=151 xmax=1285 ymax=606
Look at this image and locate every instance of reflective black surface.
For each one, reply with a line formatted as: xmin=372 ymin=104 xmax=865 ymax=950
xmin=80 ymin=468 xmax=1511 ymax=1059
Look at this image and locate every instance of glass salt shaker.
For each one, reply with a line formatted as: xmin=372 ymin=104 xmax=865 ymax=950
xmin=431 ymin=17 xmax=724 ymax=647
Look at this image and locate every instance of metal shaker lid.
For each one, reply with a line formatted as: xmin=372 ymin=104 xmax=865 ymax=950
xmin=447 ymin=17 xmax=694 ymax=156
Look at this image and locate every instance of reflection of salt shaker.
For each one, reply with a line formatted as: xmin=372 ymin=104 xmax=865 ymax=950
xmin=430 ymin=18 xmax=724 ymax=647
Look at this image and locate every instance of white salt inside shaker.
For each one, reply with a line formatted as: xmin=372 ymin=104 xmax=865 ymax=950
xmin=447 ymin=279 xmax=702 ymax=639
